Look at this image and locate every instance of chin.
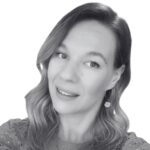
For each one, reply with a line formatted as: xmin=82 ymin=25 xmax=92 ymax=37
xmin=52 ymin=99 xmax=80 ymax=115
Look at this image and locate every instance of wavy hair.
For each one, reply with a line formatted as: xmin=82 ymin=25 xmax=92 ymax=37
xmin=25 ymin=2 xmax=132 ymax=150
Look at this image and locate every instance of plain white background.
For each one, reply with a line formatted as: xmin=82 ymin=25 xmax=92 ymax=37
xmin=0 ymin=0 xmax=150 ymax=142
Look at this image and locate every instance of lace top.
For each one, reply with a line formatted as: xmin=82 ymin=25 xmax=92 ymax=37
xmin=0 ymin=118 xmax=150 ymax=150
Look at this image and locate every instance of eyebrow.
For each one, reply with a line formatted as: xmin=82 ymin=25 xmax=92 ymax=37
xmin=60 ymin=43 xmax=107 ymax=64
xmin=86 ymin=51 xmax=107 ymax=64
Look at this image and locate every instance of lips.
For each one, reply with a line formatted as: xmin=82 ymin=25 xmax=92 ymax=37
xmin=56 ymin=87 xmax=79 ymax=98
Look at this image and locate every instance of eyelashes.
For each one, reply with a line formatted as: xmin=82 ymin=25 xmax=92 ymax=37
xmin=84 ymin=61 xmax=101 ymax=69
xmin=52 ymin=51 xmax=101 ymax=69
xmin=53 ymin=51 xmax=68 ymax=59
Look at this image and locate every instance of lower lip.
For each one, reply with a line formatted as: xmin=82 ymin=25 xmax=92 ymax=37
xmin=56 ymin=87 xmax=79 ymax=101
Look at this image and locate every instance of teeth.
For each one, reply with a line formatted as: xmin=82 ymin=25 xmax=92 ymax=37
xmin=57 ymin=88 xmax=78 ymax=97
xmin=59 ymin=89 xmax=72 ymax=96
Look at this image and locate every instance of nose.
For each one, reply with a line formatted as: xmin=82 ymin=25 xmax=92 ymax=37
xmin=59 ymin=62 xmax=79 ymax=83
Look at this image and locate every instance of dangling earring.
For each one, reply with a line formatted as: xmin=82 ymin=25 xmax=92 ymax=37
xmin=104 ymin=90 xmax=111 ymax=108
xmin=104 ymin=101 xmax=111 ymax=108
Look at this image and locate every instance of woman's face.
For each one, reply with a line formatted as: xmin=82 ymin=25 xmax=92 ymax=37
xmin=48 ymin=20 xmax=119 ymax=116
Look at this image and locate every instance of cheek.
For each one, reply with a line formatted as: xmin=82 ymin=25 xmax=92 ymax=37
xmin=47 ymin=60 xmax=62 ymax=98
xmin=48 ymin=59 xmax=63 ymax=81
xmin=47 ymin=60 xmax=63 ymax=103
xmin=81 ymin=71 xmax=112 ymax=97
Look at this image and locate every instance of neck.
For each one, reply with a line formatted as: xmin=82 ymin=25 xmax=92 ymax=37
xmin=58 ymin=106 xmax=100 ymax=143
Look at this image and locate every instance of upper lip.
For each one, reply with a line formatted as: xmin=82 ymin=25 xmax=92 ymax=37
xmin=56 ymin=86 xmax=79 ymax=96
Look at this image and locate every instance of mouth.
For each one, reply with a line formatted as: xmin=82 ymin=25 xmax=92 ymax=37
xmin=56 ymin=87 xmax=79 ymax=98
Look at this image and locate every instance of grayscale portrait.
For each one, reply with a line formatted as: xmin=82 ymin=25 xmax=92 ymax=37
xmin=0 ymin=1 xmax=150 ymax=150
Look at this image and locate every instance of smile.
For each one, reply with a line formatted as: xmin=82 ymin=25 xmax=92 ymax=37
xmin=56 ymin=87 xmax=79 ymax=97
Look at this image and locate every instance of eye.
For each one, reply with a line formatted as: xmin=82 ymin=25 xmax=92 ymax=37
xmin=54 ymin=51 xmax=68 ymax=59
xmin=85 ymin=61 xmax=100 ymax=69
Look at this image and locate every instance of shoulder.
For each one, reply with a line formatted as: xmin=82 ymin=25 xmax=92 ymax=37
xmin=0 ymin=118 xmax=29 ymax=150
xmin=121 ymin=132 xmax=150 ymax=150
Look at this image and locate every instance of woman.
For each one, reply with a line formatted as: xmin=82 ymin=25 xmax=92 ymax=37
xmin=0 ymin=2 xmax=149 ymax=150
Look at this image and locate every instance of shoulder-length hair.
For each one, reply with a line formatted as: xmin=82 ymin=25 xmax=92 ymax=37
xmin=25 ymin=2 xmax=131 ymax=150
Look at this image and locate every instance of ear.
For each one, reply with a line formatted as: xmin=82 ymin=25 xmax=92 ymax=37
xmin=107 ymin=65 xmax=125 ymax=90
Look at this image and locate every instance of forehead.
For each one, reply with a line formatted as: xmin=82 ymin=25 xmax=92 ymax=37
xmin=61 ymin=20 xmax=117 ymax=62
